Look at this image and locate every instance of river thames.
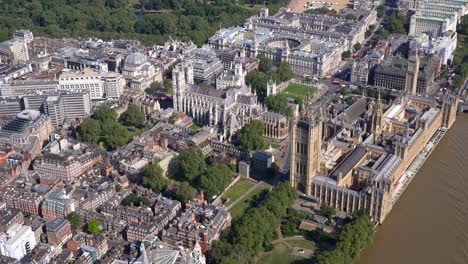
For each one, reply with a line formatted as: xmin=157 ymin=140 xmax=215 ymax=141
xmin=358 ymin=115 xmax=468 ymax=264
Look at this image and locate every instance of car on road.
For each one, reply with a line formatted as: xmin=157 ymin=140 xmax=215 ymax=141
xmin=332 ymin=80 xmax=341 ymax=85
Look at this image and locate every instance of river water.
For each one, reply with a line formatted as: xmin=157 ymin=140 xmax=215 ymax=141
xmin=358 ymin=115 xmax=468 ymax=264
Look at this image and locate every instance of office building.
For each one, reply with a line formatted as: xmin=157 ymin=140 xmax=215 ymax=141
xmin=46 ymin=218 xmax=72 ymax=247
xmin=41 ymin=188 xmax=75 ymax=220
xmin=59 ymin=69 xmax=104 ymax=99
xmin=0 ymin=224 xmax=36 ymax=260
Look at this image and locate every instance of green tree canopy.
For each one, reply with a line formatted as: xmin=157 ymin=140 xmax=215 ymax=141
xmin=200 ymin=164 xmax=232 ymax=201
xmin=78 ymin=118 xmax=101 ymax=144
xmin=246 ymin=70 xmax=269 ymax=96
xmin=94 ymin=105 xmax=117 ymax=123
xmin=237 ymin=120 xmax=266 ymax=151
xmin=265 ymin=93 xmax=291 ymax=116
xmin=305 ymin=6 xmax=337 ymax=15
xmin=341 ymin=51 xmax=352 ymax=59
xmin=171 ymin=181 xmax=196 ymax=204
xmin=258 ymin=56 xmax=274 ymax=74
xmin=354 ymin=42 xmax=362 ymax=51
xmin=105 ymin=122 xmax=132 ymax=149
xmin=388 ymin=13 xmax=407 ymax=34
xmin=67 ymin=212 xmax=82 ymax=230
xmin=86 ymin=219 xmax=101 ymax=236
xmin=315 ymin=212 xmax=374 ymax=263
xmin=142 ymin=163 xmax=168 ymax=193
xmin=345 ymin=14 xmax=358 ymax=20
xmin=177 ymin=148 xmax=206 ymax=182
xmin=209 ymin=182 xmax=298 ymax=264
xmin=274 ymin=62 xmax=294 ymax=83
xmin=121 ymin=193 xmax=151 ymax=207
xmin=376 ymin=5 xmax=385 ymax=18
xmin=120 ymin=104 xmax=145 ymax=127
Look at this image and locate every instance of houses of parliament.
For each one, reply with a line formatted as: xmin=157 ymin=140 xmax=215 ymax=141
xmin=290 ymin=88 xmax=458 ymax=223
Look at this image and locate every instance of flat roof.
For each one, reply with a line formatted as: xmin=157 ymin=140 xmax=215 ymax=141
xmin=412 ymin=15 xmax=448 ymax=22
xmin=424 ymin=2 xmax=464 ymax=8
xmin=416 ymin=8 xmax=457 ymax=15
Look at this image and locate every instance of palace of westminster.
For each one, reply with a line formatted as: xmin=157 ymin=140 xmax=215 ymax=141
xmin=290 ymin=86 xmax=458 ymax=223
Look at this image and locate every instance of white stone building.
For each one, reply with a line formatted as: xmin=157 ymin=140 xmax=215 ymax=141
xmin=0 ymin=224 xmax=37 ymax=260
xmin=59 ymin=68 xmax=104 ymax=99
xmin=122 ymin=52 xmax=162 ymax=93
xmin=102 ymin=72 xmax=126 ymax=98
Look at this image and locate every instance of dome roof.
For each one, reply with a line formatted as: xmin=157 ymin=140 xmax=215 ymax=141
xmin=125 ymin=52 xmax=147 ymax=66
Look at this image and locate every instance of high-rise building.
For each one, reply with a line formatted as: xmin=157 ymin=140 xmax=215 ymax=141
xmin=23 ymin=91 xmax=91 ymax=127
xmin=289 ymin=104 xmax=323 ymax=194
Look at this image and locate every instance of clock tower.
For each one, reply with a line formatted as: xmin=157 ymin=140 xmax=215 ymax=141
xmin=405 ymin=49 xmax=420 ymax=96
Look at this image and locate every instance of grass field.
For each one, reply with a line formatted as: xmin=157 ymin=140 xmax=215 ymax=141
xmin=229 ymin=182 xmax=271 ymax=219
xmin=284 ymin=84 xmax=318 ymax=96
xmin=257 ymin=243 xmax=306 ymax=264
xmin=222 ymin=179 xmax=255 ymax=207
xmin=287 ymin=239 xmax=317 ymax=250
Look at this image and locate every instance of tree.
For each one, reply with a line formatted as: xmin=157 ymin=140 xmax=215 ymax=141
xmin=94 ymin=105 xmax=117 ymax=123
xmin=121 ymin=193 xmax=150 ymax=207
xmin=377 ymin=30 xmax=390 ymax=40
xmin=453 ymin=75 xmax=465 ymax=87
xmin=354 ymin=42 xmax=362 ymax=51
xmin=457 ymin=15 xmax=468 ymax=35
xmin=177 ymin=148 xmax=206 ymax=182
xmin=105 ymin=123 xmax=132 ymax=149
xmin=145 ymin=81 xmax=163 ymax=95
xmin=315 ymin=212 xmax=374 ymax=264
xmin=258 ymin=56 xmax=274 ymax=74
xmin=388 ymin=13 xmax=407 ymax=34
xmin=320 ymin=204 xmax=337 ymax=221
xmin=208 ymin=183 xmax=297 ymax=264
xmin=142 ymin=163 xmax=168 ymax=193
xmin=86 ymin=219 xmax=101 ymax=236
xmin=78 ymin=118 xmax=101 ymax=144
xmin=306 ymin=6 xmax=337 ymax=15
xmin=265 ymin=93 xmax=290 ymax=116
xmin=67 ymin=212 xmax=82 ymax=230
xmin=340 ymin=87 xmax=349 ymax=96
xmin=237 ymin=120 xmax=266 ymax=151
xmin=376 ymin=5 xmax=385 ymax=18
xmin=120 ymin=104 xmax=145 ymax=127
xmin=341 ymin=51 xmax=352 ymax=60
xmin=200 ymin=164 xmax=232 ymax=201
xmin=345 ymin=14 xmax=357 ymax=20
xmin=171 ymin=182 xmax=196 ymax=204
xmin=275 ymin=62 xmax=294 ymax=82
xmin=246 ymin=71 xmax=269 ymax=96
xmin=163 ymin=79 xmax=173 ymax=94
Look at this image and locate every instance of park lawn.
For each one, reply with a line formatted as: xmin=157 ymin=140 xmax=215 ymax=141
xmin=284 ymin=84 xmax=318 ymax=96
xmin=287 ymin=239 xmax=317 ymax=250
xmin=229 ymin=183 xmax=269 ymax=219
xmin=257 ymin=242 xmax=306 ymax=264
xmin=222 ymin=179 xmax=255 ymax=207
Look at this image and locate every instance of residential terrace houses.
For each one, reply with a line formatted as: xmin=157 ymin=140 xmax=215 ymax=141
xmin=33 ymin=138 xmax=104 ymax=182
xmin=161 ymin=202 xmax=231 ymax=253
